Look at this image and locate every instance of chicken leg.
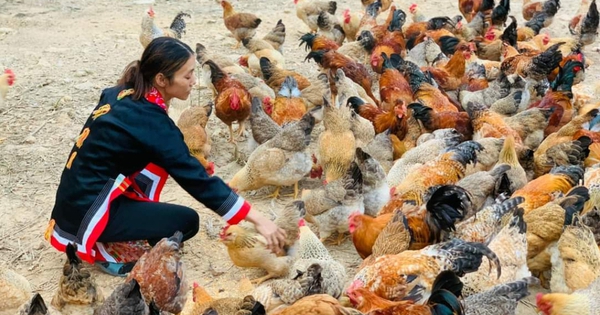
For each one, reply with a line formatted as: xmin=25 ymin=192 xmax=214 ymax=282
xmin=281 ymin=182 xmax=300 ymax=199
xmin=227 ymin=124 xmax=236 ymax=143
xmin=250 ymin=273 xmax=276 ymax=285
xmin=233 ymin=40 xmax=241 ymax=49
xmin=236 ymin=120 xmax=246 ymax=137
xmin=267 ymin=186 xmax=282 ymax=199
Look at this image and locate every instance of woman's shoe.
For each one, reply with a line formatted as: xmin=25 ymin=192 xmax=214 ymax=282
xmin=95 ymin=261 xmax=136 ymax=277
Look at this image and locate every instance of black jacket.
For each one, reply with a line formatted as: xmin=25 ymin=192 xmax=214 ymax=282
xmin=50 ymin=86 xmax=245 ymax=236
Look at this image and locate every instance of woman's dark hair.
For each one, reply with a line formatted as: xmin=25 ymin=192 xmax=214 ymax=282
xmin=118 ymin=37 xmax=194 ymax=100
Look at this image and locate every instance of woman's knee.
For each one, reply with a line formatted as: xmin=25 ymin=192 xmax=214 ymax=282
xmin=179 ymin=208 xmax=199 ymax=241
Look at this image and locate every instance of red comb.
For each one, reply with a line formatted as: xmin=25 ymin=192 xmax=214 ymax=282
xmin=298 ymin=218 xmax=306 ymax=227
xmin=193 ymin=282 xmax=199 ymax=288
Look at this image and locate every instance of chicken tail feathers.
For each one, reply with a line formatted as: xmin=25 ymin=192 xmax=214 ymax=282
xmin=448 ymin=141 xmax=483 ymax=166
xmin=407 ymin=103 xmax=435 ymax=130
xmin=327 ymin=1 xmax=337 ymax=14
xmin=259 ymin=57 xmax=274 ymax=81
xmin=445 ymin=240 xmax=502 ymax=278
xmin=426 ymin=185 xmax=471 ymax=232
xmin=305 ymin=50 xmax=326 ymax=65
xmin=203 ymin=60 xmax=225 ymax=84
xmin=439 ymin=36 xmax=460 ymax=55
xmin=299 ymin=33 xmax=317 ymax=51
xmin=66 ymin=243 xmax=81 ymax=267
xmin=358 ymin=30 xmax=376 ymax=52
xmin=560 ymin=186 xmax=590 ymax=225
xmin=509 ymin=207 xmax=527 ymax=233
xmin=492 ymin=196 xmax=525 ymax=219
xmin=581 ymin=0 xmax=600 ymax=37
xmin=388 ymin=8 xmax=407 ymax=32
xmin=550 ymin=165 xmax=585 ymax=185
xmin=531 ymin=42 xmax=564 ymax=77
xmin=488 ymin=277 xmax=540 ymax=301
xmin=429 ymin=271 xmax=464 ymax=315
xmin=28 ymin=293 xmax=48 ymax=314
xmin=525 ymin=12 xmax=547 ymax=34
xmin=500 ymin=16 xmax=518 ymax=46
xmin=169 ymin=11 xmax=191 ymax=38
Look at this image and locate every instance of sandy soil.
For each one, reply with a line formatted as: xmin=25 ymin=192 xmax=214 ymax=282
xmin=1 ymin=0 xmax=597 ymax=313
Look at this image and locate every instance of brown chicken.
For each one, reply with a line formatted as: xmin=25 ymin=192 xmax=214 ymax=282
xmin=221 ymin=0 xmax=262 ymax=48
xmin=369 ymin=8 xmax=407 ymax=74
xmin=348 ymin=271 xmax=463 ymax=315
xmin=270 ymin=76 xmax=308 ymax=126
xmin=460 ymin=0 xmax=495 ymax=22
xmin=467 ymin=101 xmax=522 ymax=142
xmin=348 ymin=96 xmax=408 ymax=140
xmin=94 ymin=279 xmax=148 ymax=315
xmin=139 ymin=7 xmax=190 ymax=48
xmin=299 ymin=32 xmax=340 ymax=52
xmin=263 ymin=19 xmax=286 ymax=52
xmin=259 ymin=57 xmax=311 ymax=92
xmin=378 ymin=53 xmax=414 ymax=111
xmin=305 ymin=49 xmax=379 ymax=105
xmin=177 ymin=103 xmax=214 ymax=176
xmin=347 ymin=238 xmax=501 ymax=303
xmin=514 ymin=165 xmax=585 ymax=214
xmin=51 ymin=244 xmax=104 ymax=312
xmin=501 ymin=42 xmax=564 ymax=82
xmin=294 ymin=0 xmax=337 ymax=33
xmin=204 ymin=60 xmax=251 ymax=143
xmin=220 ymin=225 xmax=292 ymax=285
xmin=349 ymin=212 xmax=394 ymax=259
xmin=392 ymin=141 xmax=483 ymax=205
xmin=126 ymin=232 xmax=186 ymax=314
xmin=533 ymin=109 xmax=597 ymax=177
xmin=569 ymin=0 xmax=600 ymax=46
xmin=408 ymin=103 xmax=473 ymax=139
xmin=421 ymin=44 xmax=471 ymax=91
xmin=404 ymin=17 xmax=457 ymax=50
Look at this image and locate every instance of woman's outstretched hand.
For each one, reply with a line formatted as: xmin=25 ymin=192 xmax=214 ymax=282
xmin=245 ymin=209 xmax=287 ymax=253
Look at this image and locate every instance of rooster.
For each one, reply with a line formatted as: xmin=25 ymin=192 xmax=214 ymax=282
xmin=203 ymin=60 xmax=251 ymax=143
xmin=139 ymin=7 xmax=190 ymax=48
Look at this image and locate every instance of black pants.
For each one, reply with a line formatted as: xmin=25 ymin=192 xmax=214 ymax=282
xmin=97 ymin=195 xmax=199 ymax=246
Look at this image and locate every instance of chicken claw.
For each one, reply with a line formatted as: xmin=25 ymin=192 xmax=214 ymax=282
xmin=233 ymin=41 xmax=241 ymax=49
xmin=267 ymin=186 xmax=282 ymax=199
xmin=227 ymin=125 xmax=237 ymax=143
xmin=281 ymin=182 xmax=300 ymax=199
xmin=250 ymin=274 xmax=275 ymax=285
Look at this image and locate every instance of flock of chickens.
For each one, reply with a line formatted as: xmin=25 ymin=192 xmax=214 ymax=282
xmin=5 ymin=0 xmax=600 ymax=313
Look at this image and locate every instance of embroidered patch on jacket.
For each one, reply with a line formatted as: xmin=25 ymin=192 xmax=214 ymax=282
xmin=92 ymin=104 xmax=111 ymax=120
xmin=117 ymin=88 xmax=135 ymax=100
xmin=92 ymin=104 xmax=110 ymax=120
xmin=75 ymin=128 xmax=90 ymax=148
xmin=44 ymin=219 xmax=55 ymax=242
xmin=66 ymin=151 xmax=77 ymax=169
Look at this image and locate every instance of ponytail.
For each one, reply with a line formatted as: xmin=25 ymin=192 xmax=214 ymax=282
xmin=117 ymin=37 xmax=194 ymax=100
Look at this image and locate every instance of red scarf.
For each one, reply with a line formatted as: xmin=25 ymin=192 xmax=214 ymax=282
xmin=145 ymin=87 xmax=167 ymax=111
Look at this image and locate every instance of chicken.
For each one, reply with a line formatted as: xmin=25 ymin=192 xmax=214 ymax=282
xmin=525 ymin=186 xmax=589 ymax=287
xmin=459 ymin=73 xmax=513 ymax=109
xmin=341 ymin=9 xmax=361 ymax=41
xmin=408 ymin=103 xmax=473 ymax=139
xmin=347 ymin=238 xmax=501 ymax=303
xmin=263 ymin=19 xmax=286 ymax=52
xmin=378 ymin=54 xmax=413 ymax=112
xmin=245 ymin=40 xmax=286 ymax=78
xmin=126 ymin=232 xmax=186 ymax=314
xmin=550 ymin=215 xmax=600 ymax=293
xmin=229 ymin=112 xmax=315 ymax=199
xmin=289 ymin=222 xmax=347 ymax=299
xmin=460 ymin=0 xmax=495 ymax=22
xmin=196 ymin=43 xmax=245 ymax=80
xmin=464 ymin=277 xmax=539 ymax=315
xmin=220 ymin=224 xmax=292 ymax=285
xmin=329 ymin=68 xmax=377 ymax=108
xmin=269 ymin=294 xmax=361 ymax=315
xmin=504 ymin=108 xmax=554 ymax=150
xmin=569 ymin=0 xmax=600 ymax=46
xmin=139 ymin=7 xmax=190 ymax=48
xmin=270 ymin=76 xmax=308 ymax=126
xmin=51 ymin=244 xmax=104 ymax=312
xmin=248 ymin=97 xmax=282 ymax=151
xmin=514 ymin=165 xmax=585 ymax=214
xmin=392 ymin=141 xmax=483 ymax=205
xmin=347 ymin=97 xmax=407 ymax=140
xmin=492 ymin=137 xmax=528 ymax=197
xmin=204 ymin=60 xmax=251 ymax=143
xmin=316 ymin=12 xmax=345 ymax=46
xmin=467 ymin=101 xmax=522 ymax=143
xmin=177 ymin=103 xmax=214 ymax=175
xmin=536 ymin=275 xmax=600 ymax=315
xmin=294 ymin=0 xmax=337 ymax=33
xmin=362 ymin=132 xmax=394 ymax=173
xmin=369 ymin=9 xmax=407 ymax=74
xmin=461 ymin=208 xmax=531 ymax=296
xmin=0 ymin=68 xmax=15 ymax=108
xmin=409 ymin=3 xmax=428 ymax=22
xmin=221 ymin=0 xmax=262 ymax=49
xmin=19 ymin=293 xmax=54 ymax=315
xmin=533 ymin=109 xmax=597 ymax=177
xmin=202 ymin=295 xmax=266 ymax=315
xmin=318 ymin=98 xmax=356 ymax=183
xmin=457 ymin=164 xmax=511 ymax=213
xmin=349 ymin=212 xmax=393 ymax=259
xmin=93 ymin=279 xmax=149 ymax=315
xmin=501 ymin=42 xmax=563 ymax=81
xmin=355 ymin=148 xmax=389 ymax=216
xmin=350 ymin=109 xmax=375 ymax=148
xmin=386 ymin=128 xmax=462 ymax=187
xmin=0 ymin=266 xmax=32 ymax=311
xmin=307 ymin=162 xmax=364 ymax=244
xmin=259 ymin=58 xmax=310 ymax=93
xmin=274 ymin=200 xmax=307 ymax=255
xmin=347 ymin=270 xmax=464 ymax=315
xmin=305 ymin=50 xmax=378 ymax=105
xmin=250 ymin=277 xmax=306 ymax=312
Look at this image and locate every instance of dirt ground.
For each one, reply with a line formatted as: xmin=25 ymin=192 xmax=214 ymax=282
xmin=1 ymin=0 xmax=597 ymax=313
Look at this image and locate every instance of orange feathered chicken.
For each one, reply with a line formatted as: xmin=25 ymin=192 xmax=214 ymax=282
xmin=270 ymin=76 xmax=308 ymax=126
xmin=204 ymin=60 xmax=251 ymax=143
xmin=221 ymin=0 xmax=262 ymax=49
xmin=408 ymin=103 xmax=473 ymax=139
xmin=299 ymin=32 xmax=340 ymax=52
xmin=347 ymin=97 xmax=408 ymax=140
xmin=378 ymin=53 xmax=414 ymax=111
xmin=127 ymin=231 xmax=187 ymax=314
xmin=305 ymin=49 xmax=379 ymax=105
